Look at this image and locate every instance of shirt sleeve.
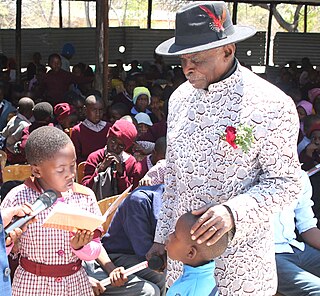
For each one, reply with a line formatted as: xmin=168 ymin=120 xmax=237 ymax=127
xmin=122 ymin=192 xmax=154 ymax=257
xmin=71 ymin=236 xmax=101 ymax=260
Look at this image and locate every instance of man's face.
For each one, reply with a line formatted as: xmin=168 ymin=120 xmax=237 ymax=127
xmin=180 ymin=46 xmax=230 ymax=89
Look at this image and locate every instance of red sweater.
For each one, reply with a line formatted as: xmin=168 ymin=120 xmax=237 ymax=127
xmin=71 ymin=122 xmax=111 ymax=164
xmin=81 ymin=148 xmax=144 ymax=192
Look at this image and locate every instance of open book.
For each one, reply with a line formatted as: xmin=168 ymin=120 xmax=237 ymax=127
xmin=42 ymin=202 xmax=105 ymax=232
xmin=42 ymin=185 xmax=132 ymax=232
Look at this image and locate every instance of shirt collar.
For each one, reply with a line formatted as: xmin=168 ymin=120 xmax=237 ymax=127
xmin=82 ymin=119 xmax=107 ymax=132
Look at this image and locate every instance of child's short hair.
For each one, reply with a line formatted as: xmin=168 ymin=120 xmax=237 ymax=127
xmin=181 ymin=211 xmax=229 ymax=261
xmin=154 ymin=137 xmax=167 ymax=156
xmin=85 ymin=94 xmax=103 ymax=106
xmin=33 ymin=102 xmax=53 ymax=121
xmin=25 ymin=126 xmax=72 ymax=165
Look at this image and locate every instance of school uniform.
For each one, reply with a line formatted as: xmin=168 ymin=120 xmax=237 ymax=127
xmin=71 ymin=120 xmax=111 ymax=164
xmin=0 ymin=178 xmax=102 ymax=296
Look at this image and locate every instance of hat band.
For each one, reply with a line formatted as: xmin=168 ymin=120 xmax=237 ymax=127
xmin=175 ymin=25 xmax=235 ymax=46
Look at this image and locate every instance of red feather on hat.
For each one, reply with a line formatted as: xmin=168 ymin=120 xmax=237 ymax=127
xmin=199 ymin=5 xmax=227 ymax=32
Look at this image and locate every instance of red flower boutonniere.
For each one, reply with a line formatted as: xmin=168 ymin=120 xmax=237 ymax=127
xmin=221 ymin=124 xmax=254 ymax=153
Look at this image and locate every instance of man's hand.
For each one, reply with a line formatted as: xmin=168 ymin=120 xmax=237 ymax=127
xmin=109 ymin=266 xmax=128 ymax=287
xmin=70 ymin=229 xmax=94 ymax=250
xmin=89 ymin=276 xmax=106 ymax=296
xmin=191 ymin=204 xmax=234 ymax=246
xmin=2 ymin=203 xmax=35 ymax=246
xmin=2 ymin=203 xmax=33 ymax=227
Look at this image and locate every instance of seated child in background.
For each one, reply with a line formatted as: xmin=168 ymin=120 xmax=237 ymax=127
xmin=1 ymin=97 xmax=34 ymax=164
xmin=0 ymin=126 xmax=102 ymax=296
xmin=299 ymin=122 xmax=320 ymax=170
xmin=64 ymin=90 xmax=86 ymax=121
xmin=149 ymin=85 xmax=165 ymax=122
xmin=133 ymin=112 xmax=155 ymax=161
xmin=53 ymin=102 xmax=78 ymax=134
xmin=136 ymin=136 xmax=166 ymax=181
xmin=130 ymin=87 xmax=157 ymax=122
xmin=71 ymin=94 xmax=111 ymax=164
xmin=139 ymin=158 xmax=166 ymax=187
xmin=165 ymin=211 xmax=229 ymax=296
xmin=81 ymin=119 xmax=141 ymax=199
xmin=17 ymin=102 xmax=54 ymax=162
xmin=107 ymin=102 xmax=130 ymax=125
xmin=298 ymin=114 xmax=320 ymax=155
xmin=296 ymin=100 xmax=313 ymax=135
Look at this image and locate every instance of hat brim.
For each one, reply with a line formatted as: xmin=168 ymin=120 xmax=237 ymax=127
xmin=155 ymin=25 xmax=256 ymax=56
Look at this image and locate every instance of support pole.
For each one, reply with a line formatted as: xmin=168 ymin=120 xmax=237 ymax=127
xmin=15 ymin=0 xmax=22 ymax=84
xmin=304 ymin=5 xmax=308 ymax=33
xmin=147 ymin=0 xmax=152 ymax=29
xmin=59 ymin=0 xmax=63 ymax=28
xmin=232 ymin=2 xmax=238 ymax=25
xmin=95 ymin=0 xmax=109 ymax=104
xmin=266 ymin=3 xmax=273 ymax=66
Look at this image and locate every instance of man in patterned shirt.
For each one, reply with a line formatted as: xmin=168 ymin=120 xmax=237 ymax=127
xmin=147 ymin=1 xmax=302 ymax=295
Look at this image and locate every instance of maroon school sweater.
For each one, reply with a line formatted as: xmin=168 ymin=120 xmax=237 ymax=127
xmin=71 ymin=122 xmax=111 ymax=164
xmin=81 ymin=148 xmax=144 ymax=192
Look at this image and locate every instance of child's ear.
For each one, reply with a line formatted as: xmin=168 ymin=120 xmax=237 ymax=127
xmin=31 ymin=165 xmax=41 ymax=178
xmin=187 ymin=246 xmax=197 ymax=260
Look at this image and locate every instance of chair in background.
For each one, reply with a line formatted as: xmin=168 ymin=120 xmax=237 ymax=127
xmin=2 ymin=164 xmax=32 ymax=182
xmin=0 ymin=150 xmax=7 ymax=170
xmin=98 ymin=185 xmax=132 ymax=234
xmin=77 ymin=161 xmax=86 ymax=183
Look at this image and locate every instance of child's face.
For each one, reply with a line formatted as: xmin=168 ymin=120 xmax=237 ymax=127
xmin=49 ymin=57 xmax=61 ymax=72
xmin=310 ymin=130 xmax=320 ymax=146
xmin=108 ymin=109 xmax=122 ymax=125
xmin=85 ymin=101 xmax=104 ymax=124
xmin=165 ymin=216 xmax=191 ymax=262
xmin=136 ymin=95 xmax=149 ymax=112
xmin=150 ymin=96 xmax=161 ymax=111
xmin=33 ymin=143 xmax=76 ymax=194
xmin=107 ymin=135 xmax=126 ymax=155
xmin=297 ymin=106 xmax=307 ymax=121
xmin=137 ymin=123 xmax=149 ymax=135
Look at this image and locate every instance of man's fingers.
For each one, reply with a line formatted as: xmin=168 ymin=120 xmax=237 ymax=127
xmin=190 ymin=206 xmax=218 ymax=236
xmin=193 ymin=220 xmax=225 ymax=246
xmin=191 ymin=203 xmax=211 ymax=216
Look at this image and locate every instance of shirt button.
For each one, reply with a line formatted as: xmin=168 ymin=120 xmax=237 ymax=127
xmin=55 ymin=277 xmax=62 ymax=283
xmin=57 ymin=250 xmax=65 ymax=256
xmin=0 ymin=224 xmax=3 ymax=232
xmin=4 ymin=267 xmax=11 ymax=277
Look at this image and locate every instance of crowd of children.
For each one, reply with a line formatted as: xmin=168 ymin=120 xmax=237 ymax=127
xmin=3 ymin=48 xmax=320 ymax=295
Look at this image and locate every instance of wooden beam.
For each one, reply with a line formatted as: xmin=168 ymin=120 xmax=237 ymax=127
xmin=15 ymin=0 xmax=21 ymax=83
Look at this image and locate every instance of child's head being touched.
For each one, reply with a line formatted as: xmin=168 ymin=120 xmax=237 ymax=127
xmin=84 ymin=94 xmax=105 ymax=124
xmin=165 ymin=211 xmax=228 ymax=267
xmin=106 ymin=119 xmax=137 ymax=155
xmin=25 ymin=126 xmax=76 ymax=194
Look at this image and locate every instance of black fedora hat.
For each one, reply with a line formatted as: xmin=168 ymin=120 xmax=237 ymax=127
xmin=156 ymin=1 xmax=256 ymax=56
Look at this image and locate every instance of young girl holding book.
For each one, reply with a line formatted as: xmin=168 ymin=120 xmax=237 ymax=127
xmin=1 ymin=126 xmax=102 ymax=296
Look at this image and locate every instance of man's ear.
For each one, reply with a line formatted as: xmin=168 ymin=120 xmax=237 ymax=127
xmin=224 ymin=44 xmax=236 ymax=59
xmin=187 ymin=246 xmax=197 ymax=260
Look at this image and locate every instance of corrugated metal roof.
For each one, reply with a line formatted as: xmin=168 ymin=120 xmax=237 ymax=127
xmin=0 ymin=27 xmax=266 ymax=66
xmin=273 ymin=32 xmax=320 ymax=65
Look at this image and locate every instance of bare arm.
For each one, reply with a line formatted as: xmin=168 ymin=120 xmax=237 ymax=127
xmin=301 ymin=228 xmax=320 ymax=250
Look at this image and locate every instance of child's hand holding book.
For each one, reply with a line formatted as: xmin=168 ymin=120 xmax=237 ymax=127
xmin=70 ymin=229 xmax=95 ymax=250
